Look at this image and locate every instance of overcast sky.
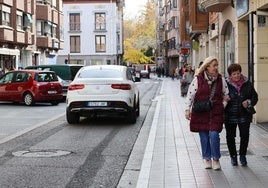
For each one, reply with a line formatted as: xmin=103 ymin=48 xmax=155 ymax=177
xmin=124 ymin=0 xmax=147 ymax=19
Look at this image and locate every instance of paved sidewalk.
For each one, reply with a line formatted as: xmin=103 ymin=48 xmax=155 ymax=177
xmin=136 ymin=77 xmax=268 ymax=188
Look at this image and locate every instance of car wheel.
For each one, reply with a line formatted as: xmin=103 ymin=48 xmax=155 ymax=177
xmin=51 ymin=101 xmax=59 ymax=105
xmin=66 ymin=108 xmax=80 ymax=124
xmin=23 ymin=92 xmax=35 ymax=106
xmin=127 ymin=107 xmax=136 ymax=124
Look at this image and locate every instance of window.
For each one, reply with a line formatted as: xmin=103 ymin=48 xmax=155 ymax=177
xmin=1 ymin=11 xmax=11 ymax=26
xmin=52 ymin=24 xmax=57 ymax=38
xmin=36 ymin=20 xmax=43 ymax=36
xmin=17 ymin=14 xmax=23 ymax=30
xmin=95 ymin=35 xmax=106 ymax=52
xmin=70 ymin=36 xmax=80 ymax=53
xmin=36 ymin=20 xmax=53 ymax=37
xmin=23 ymin=14 xmax=33 ymax=31
xmin=78 ymin=69 xmax=121 ymax=79
xmin=60 ymin=25 xmax=64 ymax=40
xmin=69 ymin=13 xmax=80 ymax=31
xmin=44 ymin=21 xmax=52 ymax=37
xmin=173 ymin=0 xmax=177 ymax=8
xmin=95 ymin=13 xmax=106 ymax=30
xmin=37 ymin=0 xmax=51 ymax=5
xmin=0 ymin=73 xmax=13 ymax=84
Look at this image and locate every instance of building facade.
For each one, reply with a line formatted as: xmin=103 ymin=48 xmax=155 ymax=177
xmin=58 ymin=0 xmax=124 ymax=66
xmin=155 ymin=0 xmax=268 ymax=123
xmin=0 ymin=0 xmax=63 ymax=72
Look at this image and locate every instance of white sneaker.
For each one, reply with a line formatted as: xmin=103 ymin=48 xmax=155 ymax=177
xmin=204 ymin=159 xmax=212 ymax=169
xmin=212 ymin=160 xmax=221 ymax=170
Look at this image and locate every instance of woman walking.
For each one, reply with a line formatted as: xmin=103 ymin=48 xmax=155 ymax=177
xmin=224 ymin=63 xmax=258 ymax=166
xmin=185 ymin=56 xmax=229 ymax=170
xmin=181 ymin=65 xmax=195 ymax=96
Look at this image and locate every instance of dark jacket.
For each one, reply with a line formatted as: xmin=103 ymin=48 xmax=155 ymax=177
xmin=190 ymin=73 xmax=224 ymax=132
xmin=224 ymin=76 xmax=258 ymax=124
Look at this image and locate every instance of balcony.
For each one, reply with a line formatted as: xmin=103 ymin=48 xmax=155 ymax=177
xmin=199 ymin=0 xmax=231 ymax=12
xmin=189 ymin=0 xmax=208 ymax=34
xmin=36 ymin=3 xmax=52 ymax=21
xmin=0 ymin=27 xmax=14 ymax=42
xmin=36 ymin=36 xmax=53 ymax=48
xmin=0 ymin=0 xmax=13 ymax=6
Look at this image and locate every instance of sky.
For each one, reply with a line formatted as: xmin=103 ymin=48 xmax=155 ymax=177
xmin=124 ymin=0 xmax=147 ymax=19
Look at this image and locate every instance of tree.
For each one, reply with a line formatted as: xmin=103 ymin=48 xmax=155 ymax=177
xmin=123 ymin=2 xmax=156 ymax=65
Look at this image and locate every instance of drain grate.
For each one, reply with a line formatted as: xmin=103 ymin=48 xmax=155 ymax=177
xmin=12 ymin=150 xmax=72 ymax=157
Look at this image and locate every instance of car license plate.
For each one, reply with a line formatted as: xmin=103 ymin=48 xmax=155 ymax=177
xmin=48 ymin=90 xmax=57 ymax=94
xmin=88 ymin=102 xmax=107 ymax=106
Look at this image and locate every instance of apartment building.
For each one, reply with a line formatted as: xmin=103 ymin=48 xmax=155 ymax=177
xmin=57 ymin=0 xmax=124 ymax=66
xmin=0 ymin=0 xmax=63 ymax=71
xmin=155 ymin=0 xmax=268 ymax=122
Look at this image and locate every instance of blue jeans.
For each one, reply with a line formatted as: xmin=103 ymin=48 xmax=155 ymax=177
xmin=199 ymin=131 xmax=221 ymax=160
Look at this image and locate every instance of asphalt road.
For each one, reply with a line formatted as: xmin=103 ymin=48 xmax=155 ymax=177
xmin=0 ymin=77 xmax=162 ymax=187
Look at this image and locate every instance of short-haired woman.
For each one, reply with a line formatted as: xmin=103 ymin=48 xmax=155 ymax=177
xmin=185 ymin=56 xmax=229 ymax=170
xmin=225 ymin=63 xmax=258 ymax=166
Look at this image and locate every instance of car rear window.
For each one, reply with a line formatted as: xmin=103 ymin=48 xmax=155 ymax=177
xmin=36 ymin=72 xmax=58 ymax=82
xmin=78 ymin=69 xmax=122 ymax=78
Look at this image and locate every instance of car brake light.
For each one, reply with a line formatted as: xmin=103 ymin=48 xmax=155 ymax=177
xmin=68 ymin=84 xmax=85 ymax=90
xmin=111 ymin=84 xmax=131 ymax=90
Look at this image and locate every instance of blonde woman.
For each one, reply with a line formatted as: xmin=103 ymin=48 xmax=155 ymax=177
xmin=185 ymin=56 xmax=229 ymax=170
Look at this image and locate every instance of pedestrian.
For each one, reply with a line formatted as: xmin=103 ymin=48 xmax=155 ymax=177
xmin=161 ymin=67 xmax=165 ymax=77
xmin=185 ymin=56 xmax=229 ymax=170
xmin=170 ymin=67 xmax=175 ymax=80
xmin=175 ymin=66 xmax=179 ymax=79
xmin=181 ymin=65 xmax=194 ymax=96
xmin=224 ymin=63 xmax=258 ymax=166
xmin=195 ymin=61 xmax=203 ymax=75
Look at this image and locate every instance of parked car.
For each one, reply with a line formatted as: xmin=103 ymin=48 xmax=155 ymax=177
xmin=66 ymin=65 xmax=140 ymax=124
xmin=0 ymin=70 xmax=63 ymax=105
xmin=140 ymin=69 xmax=150 ymax=79
xmin=25 ymin=64 xmax=83 ymax=98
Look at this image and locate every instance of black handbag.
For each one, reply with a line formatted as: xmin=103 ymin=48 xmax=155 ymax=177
xmin=192 ymin=81 xmax=217 ymax=113
xmin=192 ymin=100 xmax=213 ymax=113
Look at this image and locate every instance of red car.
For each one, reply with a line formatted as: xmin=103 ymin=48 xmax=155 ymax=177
xmin=0 ymin=70 xmax=63 ymax=105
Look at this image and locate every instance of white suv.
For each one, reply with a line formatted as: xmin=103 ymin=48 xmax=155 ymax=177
xmin=66 ymin=65 xmax=140 ymax=124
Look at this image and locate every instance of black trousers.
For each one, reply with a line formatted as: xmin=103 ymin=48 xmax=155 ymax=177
xmin=225 ymin=122 xmax=250 ymax=156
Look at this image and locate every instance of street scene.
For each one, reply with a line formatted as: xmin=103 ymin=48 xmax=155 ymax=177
xmin=1 ymin=0 xmax=268 ymax=188
xmin=0 ymin=77 xmax=161 ymax=187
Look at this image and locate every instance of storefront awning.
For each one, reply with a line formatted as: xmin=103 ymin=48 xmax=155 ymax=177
xmin=0 ymin=48 xmax=20 ymax=56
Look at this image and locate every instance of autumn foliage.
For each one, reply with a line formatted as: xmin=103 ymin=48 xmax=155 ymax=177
xmin=123 ymin=2 xmax=156 ymax=65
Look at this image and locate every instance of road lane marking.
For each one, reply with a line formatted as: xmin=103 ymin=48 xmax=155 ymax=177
xmin=0 ymin=113 xmax=65 ymax=144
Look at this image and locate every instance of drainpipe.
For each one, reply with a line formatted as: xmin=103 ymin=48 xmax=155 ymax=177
xmin=248 ymin=12 xmax=254 ymax=83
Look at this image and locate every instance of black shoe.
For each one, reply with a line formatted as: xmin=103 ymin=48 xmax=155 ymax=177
xmin=240 ymin=155 xmax=247 ymax=166
xmin=231 ymin=156 xmax=238 ymax=166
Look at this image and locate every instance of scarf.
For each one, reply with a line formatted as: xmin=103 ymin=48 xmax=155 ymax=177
xmin=230 ymin=76 xmax=244 ymax=92
xmin=204 ymin=71 xmax=218 ymax=87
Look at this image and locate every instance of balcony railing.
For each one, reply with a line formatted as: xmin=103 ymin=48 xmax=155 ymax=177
xmin=199 ymin=0 xmax=231 ymax=12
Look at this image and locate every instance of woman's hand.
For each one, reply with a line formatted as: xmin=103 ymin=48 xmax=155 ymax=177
xmin=223 ymin=95 xmax=230 ymax=102
xmin=242 ymin=100 xmax=249 ymax=108
xmin=185 ymin=110 xmax=191 ymax=120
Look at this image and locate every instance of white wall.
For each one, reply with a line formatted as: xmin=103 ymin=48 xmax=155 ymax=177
xmin=58 ymin=3 xmax=119 ymax=56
